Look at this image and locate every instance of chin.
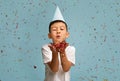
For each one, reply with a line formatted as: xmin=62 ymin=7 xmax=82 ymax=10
xmin=55 ymin=40 xmax=62 ymax=43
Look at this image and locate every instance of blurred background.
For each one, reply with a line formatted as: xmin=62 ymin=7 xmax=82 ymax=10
xmin=0 ymin=0 xmax=120 ymax=81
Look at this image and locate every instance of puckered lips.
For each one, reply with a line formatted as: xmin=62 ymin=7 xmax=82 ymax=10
xmin=56 ymin=35 xmax=61 ymax=38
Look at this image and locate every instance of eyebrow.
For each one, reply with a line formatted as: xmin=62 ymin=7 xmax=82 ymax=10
xmin=60 ymin=26 xmax=65 ymax=28
xmin=51 ymin=26 xmax=65 ymax=29
xmin=51 ymin=26 xmax=57 ymax=29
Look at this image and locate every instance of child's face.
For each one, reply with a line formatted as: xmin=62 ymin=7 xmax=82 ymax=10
xmin=48 ymin=22 xmax=69 ymax=44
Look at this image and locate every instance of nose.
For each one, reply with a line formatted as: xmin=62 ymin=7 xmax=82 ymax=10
xmin=57 ymin=31 xmax=60 ymax=34
xmin=57 ymin=29 xmax=60 ymax=34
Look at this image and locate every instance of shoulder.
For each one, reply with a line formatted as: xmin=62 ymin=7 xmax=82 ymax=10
xmin=42 ymin=44 xmax=51 ymax=51
xmin=42 ymin=44 xmax=49 ymax=48
xmin=66 ymin=45 xmax=75 ymax=51
xmin=67 ymin=45 xmax=75 ymax=49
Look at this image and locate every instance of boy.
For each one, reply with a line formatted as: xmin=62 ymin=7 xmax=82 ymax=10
xmin=42 ymin=20 xmax=75 ymax=81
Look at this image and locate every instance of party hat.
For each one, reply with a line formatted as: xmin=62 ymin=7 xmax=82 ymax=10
xmin=52 ymin=6 xmax=65 ymax=21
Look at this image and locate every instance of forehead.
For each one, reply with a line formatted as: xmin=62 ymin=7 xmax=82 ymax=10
xmin=51 ymin=22 xmax=66 ymax=28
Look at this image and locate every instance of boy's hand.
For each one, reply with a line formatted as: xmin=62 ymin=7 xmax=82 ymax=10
xmin=59 ymin=42 xmax=69 ymax=53
xmin=49 ymin=41 xmax=69 ymax=53
xmin=48 ymin=44 xmax=58 ymax=54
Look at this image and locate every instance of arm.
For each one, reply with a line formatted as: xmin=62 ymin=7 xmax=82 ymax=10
xmin=47 ymin=52 xmax=59 ymax=72
xmin=60 ymin=51 xmax=72 ymax=72
xmin=47 ymin=44 xmax=59 ymax=72
xmin=59 ymin=42 xmax=73 ymax=72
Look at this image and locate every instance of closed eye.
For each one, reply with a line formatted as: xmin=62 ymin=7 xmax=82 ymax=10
xmin=52 ymin=28 xmax=57 ymax=31
xmin=60 ymin=27 xmax=65 ymax=30
xmin=60 ymin=28 xmax=64 ymax=30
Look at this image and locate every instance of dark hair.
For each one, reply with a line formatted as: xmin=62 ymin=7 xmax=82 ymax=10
xmin=49 ymin=20 xmax=68 ymax=33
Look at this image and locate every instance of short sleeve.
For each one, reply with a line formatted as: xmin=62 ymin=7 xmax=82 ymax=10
xmin=66 ymin=46 xmax=75 ymax=65
xmin=41 ymin=44 xmax=52 ymax=64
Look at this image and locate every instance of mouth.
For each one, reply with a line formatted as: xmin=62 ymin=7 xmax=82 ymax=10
xmin=56 ymin=35 xmax=61 ymax=38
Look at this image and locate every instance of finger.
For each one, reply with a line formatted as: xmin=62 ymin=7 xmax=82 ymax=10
xmin=48 ymin=44 xmax=52 ymax=48
xmin=65 ymin=43 xmax=69 ymax=48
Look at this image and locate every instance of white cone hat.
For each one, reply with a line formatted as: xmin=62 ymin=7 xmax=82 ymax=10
xmin=52 ymin=6 xmax=65 ymax=21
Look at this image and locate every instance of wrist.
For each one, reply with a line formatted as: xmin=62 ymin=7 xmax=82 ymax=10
xmin=61 ymin=54 xmax=66 ymax=65
xmin=60 ymin=50 xmax=65 ymax=54
xmin=61 ymin=53 xmax=65 ymax=57
xmin=52 ymin=52 xmax=58 ymax=57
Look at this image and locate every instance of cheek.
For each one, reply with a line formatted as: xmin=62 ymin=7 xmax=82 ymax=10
xmin=52 ymin=33 xmax=57 ymax=37
xmin=62 ymin=35 xmax=67 ymax=39
xmin=48 ymin=33 xmax=56 ymax=38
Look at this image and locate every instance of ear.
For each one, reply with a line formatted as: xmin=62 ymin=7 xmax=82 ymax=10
xmin=48 ymin=33 xmax=52 ymax=39
xmin=66 ymin=32 xmax=69 ymax=38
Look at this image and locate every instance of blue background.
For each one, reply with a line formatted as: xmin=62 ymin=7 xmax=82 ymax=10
xmin=0 ymin=0 xmax=120 ymax=81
